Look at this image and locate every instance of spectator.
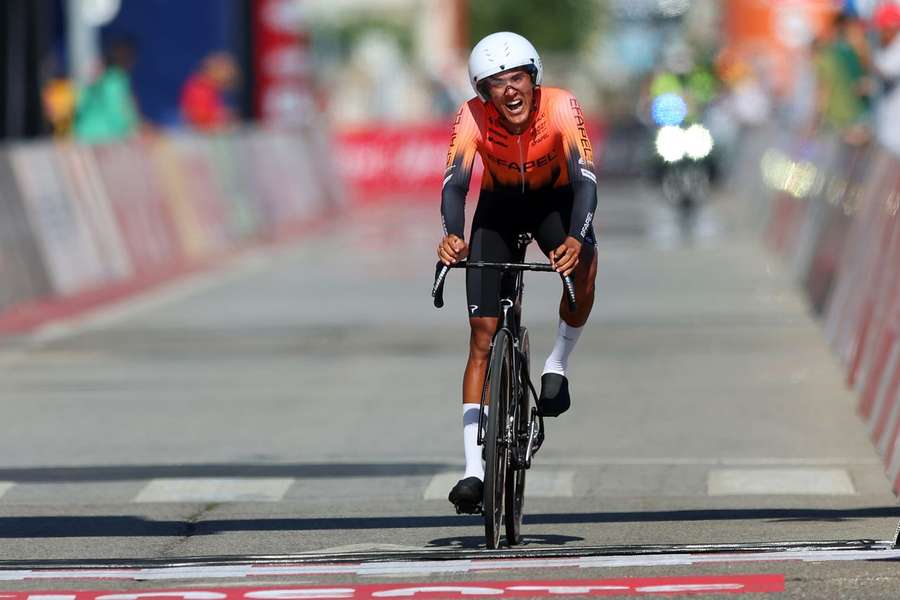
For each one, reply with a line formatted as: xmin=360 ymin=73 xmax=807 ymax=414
xmin=73 ymin=38 xmax=140 ymax=144
xmin=811 ymin=13 xmax=869 ymax=138
xmin=179 ymin=52 xmax=239 ymax=131
xmin=872 ymin=2 xmax=900 ymax=158
xmin=42 ymin=74 xmax=76 ymax=137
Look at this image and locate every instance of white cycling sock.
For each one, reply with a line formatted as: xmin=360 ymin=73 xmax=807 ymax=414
xmin=463 ymin=403 xmax=487 ymax=480
xmin=542 ymin=319 xmax=583 ymax=376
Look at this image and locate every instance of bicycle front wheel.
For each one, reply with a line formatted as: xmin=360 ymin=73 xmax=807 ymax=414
xmin=483 ymin=328 xmax=512 ymax=549
xmin=505 ymin=327 xmax=529 ymax=546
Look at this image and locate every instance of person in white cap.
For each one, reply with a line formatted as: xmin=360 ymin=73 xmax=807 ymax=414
xmin=437 ymin=32 xmax=599 ymax=512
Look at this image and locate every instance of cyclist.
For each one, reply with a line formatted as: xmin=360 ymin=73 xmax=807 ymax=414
xmin=437 ymin=32 xmax=599 ymax=512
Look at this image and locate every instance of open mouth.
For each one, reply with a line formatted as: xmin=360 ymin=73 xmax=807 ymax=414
xmin=505 ymin=98 xmax=524 ymax=114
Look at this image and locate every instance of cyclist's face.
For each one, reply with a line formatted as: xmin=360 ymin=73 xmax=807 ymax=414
xmin=485 ymin=68 xmax=535 ymax=131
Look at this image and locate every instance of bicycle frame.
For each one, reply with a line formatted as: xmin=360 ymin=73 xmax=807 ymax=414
xmin=476 ymin=268 xmax=524 ymax=449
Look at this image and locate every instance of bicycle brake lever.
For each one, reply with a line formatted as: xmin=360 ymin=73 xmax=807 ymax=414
xmin=432 ymin=262 xmax=450 ymax=308
xmin=561 ymin=274 xmax=577 ymax=312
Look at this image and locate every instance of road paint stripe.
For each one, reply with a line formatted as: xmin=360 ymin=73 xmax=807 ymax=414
xmin=0 ymin=481 xmax=13 ymax=499
xmin=0 ymin=548 xmax=900 ymax=581
xmin=0 ymin=577 xmax=787 ymax=598
xmin=133 ymin=478 xmax=293 ymax=503
xmin=423 ymin=471 xmax=574 ymax=500
xmin=707 ymin=468 xmax=856 ymax=495
xmin=1 ymin=548 xmax=899 ymax=581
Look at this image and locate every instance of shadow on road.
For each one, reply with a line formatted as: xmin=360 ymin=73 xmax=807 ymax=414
xmin=0 ymin=463 xmax=452 ymax=482
xmin=3 ymin=508 xmax=899 ymax=538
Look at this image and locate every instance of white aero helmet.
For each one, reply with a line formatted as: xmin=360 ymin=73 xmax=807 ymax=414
xmin=468 ymin=32 xmax=543 ymax=101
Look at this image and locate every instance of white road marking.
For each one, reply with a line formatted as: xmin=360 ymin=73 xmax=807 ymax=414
xmin=707 ymin=468 xmax=856 ymax=496
xmin=3 ymin=547 xmax=900 ymax=581
xmin=423 ymin=471 xmax=574 ymax=500
xmin=133 ymin=478 xmax=294 ymax=503
xmin=309 ymin=544 xmax=428 ymax=554
xmin=0 ymin=481 xmax=13 ymax=499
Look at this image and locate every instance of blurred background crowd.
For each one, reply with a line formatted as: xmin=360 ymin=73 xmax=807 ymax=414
xmin=1 ymin=0 xmax=899 ymax=186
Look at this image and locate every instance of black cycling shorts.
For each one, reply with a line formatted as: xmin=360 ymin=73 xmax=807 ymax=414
xmin=466 ymin=189 xmax=596 ymax=318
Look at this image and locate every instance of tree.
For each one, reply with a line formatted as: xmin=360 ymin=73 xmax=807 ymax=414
xmin=467 ymin=0 xmax=601 ymax=54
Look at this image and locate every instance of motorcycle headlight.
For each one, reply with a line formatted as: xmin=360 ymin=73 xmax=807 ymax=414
xmin=684 ymin=124 xmax=714 ymax=160
xmin=655 ymin=126 xmax=686 ymax=163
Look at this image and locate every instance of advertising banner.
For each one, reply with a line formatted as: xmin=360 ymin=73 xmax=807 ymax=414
xmin=208 ymin=133 xmax=263 ymax=242
xmin=93 ymin=141 xmax=181 ymax=275
xmin=335 ymin=123 xmax=469 ymax=202
xmin=55 ymin=144 xmax=133 ymax=282
xmin=9 ymin=144 xmax=109 ymax=296
xmin=0 ymin=151 xmax=51 ymax=310
xmin=151 ymin=136 xmax=209 ymax=262
xmin=154 ymin=135 xmax=229 ymax=260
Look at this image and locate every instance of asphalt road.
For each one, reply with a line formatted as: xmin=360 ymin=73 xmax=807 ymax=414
xmin=1 ymin=182 xmax=899 ymax=597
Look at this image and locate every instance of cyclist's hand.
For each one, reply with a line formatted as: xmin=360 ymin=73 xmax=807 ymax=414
xmin=438 ymin=234 xmax=468 ymax=266
xmin=550 ymin=237 xmax=581 ymax=276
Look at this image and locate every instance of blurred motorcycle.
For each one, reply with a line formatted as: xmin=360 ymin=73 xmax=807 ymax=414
xmin=647 ymin=93 xmax=718 ymax=220
xmin=654 ymin=123 xmax=715 ymax=213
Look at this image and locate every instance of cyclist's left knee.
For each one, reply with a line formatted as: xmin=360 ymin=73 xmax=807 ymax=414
xmin=575 ymin=247 xmax=597 ymax=290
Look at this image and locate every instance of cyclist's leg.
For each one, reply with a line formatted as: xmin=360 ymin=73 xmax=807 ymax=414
xmin=532 ymin=193 xmax=598 ymax=416
xmin=451 ymin=198 xmax=517 ymax=508
xmin=464 ymin=198 xmax=519 ymax=405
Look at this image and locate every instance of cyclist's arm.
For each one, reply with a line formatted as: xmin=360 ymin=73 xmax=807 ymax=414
xmin=441 ymin=103 xmax=479 ymax=239
xmin=553 ymin=92 xmax=598 ymax=244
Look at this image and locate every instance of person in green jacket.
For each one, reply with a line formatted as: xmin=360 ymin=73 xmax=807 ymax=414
xmin=74 ymin=38 xmax=140 ymax=144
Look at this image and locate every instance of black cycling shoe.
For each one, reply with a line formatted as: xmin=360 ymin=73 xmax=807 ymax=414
xmin=448 ymin=476 xmax=484 ymax=514
xmin=538 ymin=373 xmax=571 ymax=417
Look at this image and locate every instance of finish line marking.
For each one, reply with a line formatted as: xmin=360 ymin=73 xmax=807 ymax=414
xmin=1 ymin=548 xmax=898 ymax=582
xmin=0 ymin=576 xmax=786 ymax=597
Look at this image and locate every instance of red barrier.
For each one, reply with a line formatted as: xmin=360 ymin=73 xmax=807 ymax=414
xmin=828 ymin=154 xmax=892 ymax=370
xmin=858 ymin=217 xmax=900 ymax=417
xmin=846 ymin=194 xmax=897 ymax=388
xmin=335 ymin=123 xmax=454 ymax=202
xmin=755 ymin=131 xmax=900 ymax=493
xmin=821 ymin=153 xmax=894 ymax=351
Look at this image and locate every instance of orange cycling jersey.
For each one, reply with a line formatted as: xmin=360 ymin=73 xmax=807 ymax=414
xmin=441 ymin=87 xmax=598 ymax=243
